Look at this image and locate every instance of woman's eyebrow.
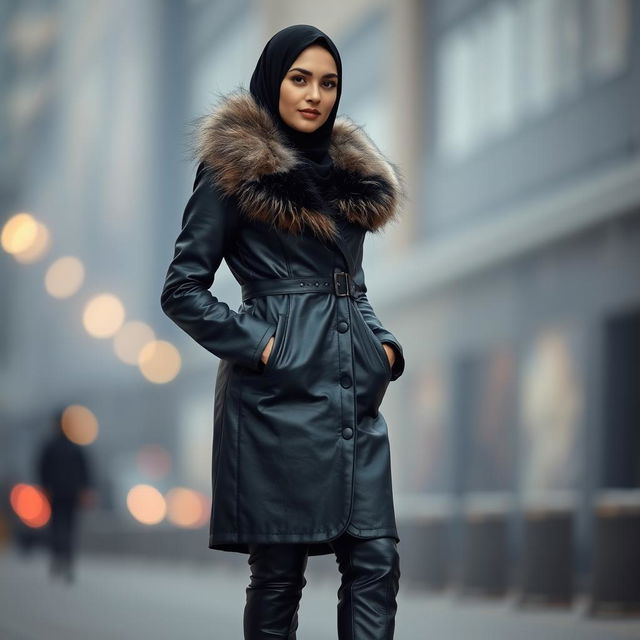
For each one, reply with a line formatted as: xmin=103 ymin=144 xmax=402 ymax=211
xmin=288 ymin=67 xmax=339 ymax=79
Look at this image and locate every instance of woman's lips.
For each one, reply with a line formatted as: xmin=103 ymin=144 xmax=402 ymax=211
xmin=299 ymin=110 xmax=320 ymax=119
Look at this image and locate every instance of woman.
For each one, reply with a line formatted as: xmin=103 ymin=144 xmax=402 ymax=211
xmin=161 ymin=24 xmax=406 ymax=639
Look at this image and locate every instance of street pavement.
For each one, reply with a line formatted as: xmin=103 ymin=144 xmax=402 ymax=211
xmin=1 ymin=547 xmax=639 ymax=639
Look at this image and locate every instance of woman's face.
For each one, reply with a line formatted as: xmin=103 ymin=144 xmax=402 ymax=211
xmin=279 ymin=44 xmax=339 ymax=133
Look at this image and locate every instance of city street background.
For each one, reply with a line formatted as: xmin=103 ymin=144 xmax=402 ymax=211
xmin=2 ymin=0 xmax=640 ymax=636
xmin=2 ymin=546 xmax=640 ymax=640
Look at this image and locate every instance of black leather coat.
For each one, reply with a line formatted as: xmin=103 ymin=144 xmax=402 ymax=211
xmin=160 ymin=90 xmax=406 ymax=556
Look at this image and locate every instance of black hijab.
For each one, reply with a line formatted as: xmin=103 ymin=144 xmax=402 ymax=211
xmin=249 ymin=24 xmax=342 ymax=181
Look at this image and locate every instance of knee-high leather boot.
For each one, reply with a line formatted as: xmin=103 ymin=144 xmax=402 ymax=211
xmin=244 ymin=543 xmax=309 ymax=639
xmin=330 ymin=533 xmax=401 ymax=639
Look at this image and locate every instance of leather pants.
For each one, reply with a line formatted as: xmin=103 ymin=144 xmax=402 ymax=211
xmin=244 ymin=532 xmax=400 ymax=639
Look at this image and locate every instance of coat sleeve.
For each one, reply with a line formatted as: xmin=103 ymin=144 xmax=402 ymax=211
xmin=353 ymin=264 xmax=405 ymax=382
xmin=160 ymin=162 xmax=276 ymax=371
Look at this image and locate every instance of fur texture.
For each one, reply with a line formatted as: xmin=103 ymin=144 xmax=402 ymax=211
xmin=189 ymin=88 xmax=406 ymax=242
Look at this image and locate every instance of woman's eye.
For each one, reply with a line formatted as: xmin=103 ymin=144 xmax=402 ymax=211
xmin=291 ymin=76 xmax=337 ymax=89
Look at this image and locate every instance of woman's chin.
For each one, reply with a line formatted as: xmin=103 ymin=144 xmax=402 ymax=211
xmin=285 ymin=116 xmax=324 ymax=133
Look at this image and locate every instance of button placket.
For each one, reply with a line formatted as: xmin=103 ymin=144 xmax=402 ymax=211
xmin=340 ymin=374 xmax=352 ymax=388
xmin=335 ymin=292 xmax=357 ymax=528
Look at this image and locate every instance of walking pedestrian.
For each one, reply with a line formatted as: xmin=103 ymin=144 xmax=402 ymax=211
xmin=37 ymin=408 xmax=95 ymax=583
xmin=161 ymin=24 xmax=406 ymax=639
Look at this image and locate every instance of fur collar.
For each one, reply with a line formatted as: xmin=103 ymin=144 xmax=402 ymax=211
xmin=189 ymin=88 xmax=405 ymax=242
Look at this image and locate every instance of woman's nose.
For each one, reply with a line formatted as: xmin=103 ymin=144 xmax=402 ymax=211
xmin=306 ymin=83 xmax=321 ymax=102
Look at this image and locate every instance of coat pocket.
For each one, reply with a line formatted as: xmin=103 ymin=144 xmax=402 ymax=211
xmin=263 ymin=313 xmax=288 ymax=373
xmin=356 ymin=307 xmax=392 ymax=378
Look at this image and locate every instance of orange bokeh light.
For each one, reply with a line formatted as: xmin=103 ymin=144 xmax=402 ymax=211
xmin=10 ymin=483 xmax=51 ymax=528
xmin=137 ymin=444 xmax=171 ymax=479
xmin=165 ymin=487 xmax=209 ymax=528
xmin=61 ymin=404 xmax=99 ymax=445
xmin=126 ymin=484 xmax=166 ymax=525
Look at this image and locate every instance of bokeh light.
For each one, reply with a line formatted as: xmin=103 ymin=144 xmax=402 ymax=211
xmin=165 ymin=487 xmax=209 ymax=528
xmin=1 ymin=212 xmax=39 ymax=255
xmin=138 ymin=340 xmax=181 ymax=383
xmin=61 ymin=404 xmax=99 ymax=445
xmin=137 ymin=444 xmax=171 ymax=479
xmin=126 ymin=484 xmax=166 ymax=525
xmin=13 ymin=220 xmax=50 ymax=263
xmin=45 ymin=256 xmax=85 ymax=298
xmin=9 ymin=483 xmax=51 ymax=528
xmin=113 ymin=320 xmax=156 ymax=365
xmin=83 ymin=293 xmax=125 ymax=338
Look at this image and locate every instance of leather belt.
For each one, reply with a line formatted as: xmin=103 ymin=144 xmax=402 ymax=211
xmin=241 ymin=272 xmax=363 ymax=302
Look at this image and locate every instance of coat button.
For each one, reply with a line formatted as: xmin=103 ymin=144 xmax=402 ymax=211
xmin=337 ymin=321 xmax=349 ymax=333
xmin=340 ymin=374 xmax=352 ymax=388
xmin=342 ymin=427 xmax=353 ymax=439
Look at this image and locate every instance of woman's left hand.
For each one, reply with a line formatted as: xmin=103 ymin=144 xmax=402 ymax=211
xmin=382 ymin=343 xmax=396 ymax=369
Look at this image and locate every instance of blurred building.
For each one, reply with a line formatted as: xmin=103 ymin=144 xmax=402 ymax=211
xmin=381 ymin=0 xmax=640 ymax=605
xmin=1 ymin=0 xmax=639 ymax=608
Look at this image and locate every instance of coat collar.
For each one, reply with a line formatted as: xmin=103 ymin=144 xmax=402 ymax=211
xmin=190 ymin=88 xmax=405 ymax=242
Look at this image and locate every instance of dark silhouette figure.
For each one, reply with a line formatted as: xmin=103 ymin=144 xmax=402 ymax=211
xmin=36 ymin=409 xmax=95 ymax=583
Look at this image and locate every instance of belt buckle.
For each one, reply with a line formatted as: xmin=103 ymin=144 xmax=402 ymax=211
xmin=334 ymin=272 xmax=351 ymax=297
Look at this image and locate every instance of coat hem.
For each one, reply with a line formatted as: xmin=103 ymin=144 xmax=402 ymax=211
xmin=345 ymin=525 xmax=399 ymax=540
xmin=209 ymin=525 xmax=350 ymax=546
xmin=208 ymin=527 xmax=399 ymax=556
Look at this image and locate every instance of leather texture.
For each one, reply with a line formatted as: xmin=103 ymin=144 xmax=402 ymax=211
xmin=161 ymin=96 xmax=406 ymax=556
xmin=244 ymin=533 xmax=400 ymax=639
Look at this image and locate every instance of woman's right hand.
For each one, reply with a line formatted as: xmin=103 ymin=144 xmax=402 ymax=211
xmin=261 ymin=336 xmax=275 ymax=366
